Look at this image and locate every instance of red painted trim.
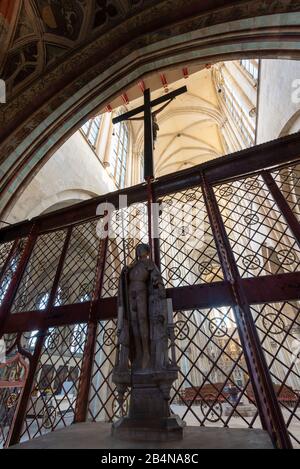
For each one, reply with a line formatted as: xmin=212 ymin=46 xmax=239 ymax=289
xmin=138 ymin=80 xmax=146 ymax=94
xmin=121 ymin=93 xmax=129 ymax=105
xmin=182 ymin=67 xmax=189 ymax=79
xmin=159 ymin=73 xmax=169 ymax=93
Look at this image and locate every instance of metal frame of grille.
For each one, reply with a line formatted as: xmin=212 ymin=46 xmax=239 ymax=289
xmin=159 ymin=187 xmax=224 ymax=287
xmin=250 ymin=302 xmax=300 ymax=447
xmin=20 ymin=323 xmax=88 ymax=441
xmin=170 ymin=308 xmax=260 ymax=428
xmin=1 ymin=134 xmax=300 ymax=448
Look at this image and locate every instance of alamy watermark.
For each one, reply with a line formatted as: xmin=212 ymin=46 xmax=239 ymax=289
xmin=0 ymin=79 xmax=6 ymax=104
xmin=291 ymin=79 xmax=300 ymax=104
xmin=95 ymin=194 xmax=205 ymax=250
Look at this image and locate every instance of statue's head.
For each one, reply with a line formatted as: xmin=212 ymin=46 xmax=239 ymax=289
xmin=136 ymin=243 xmax=150 ymax=260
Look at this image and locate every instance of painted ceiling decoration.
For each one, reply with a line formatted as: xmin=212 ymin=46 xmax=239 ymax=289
xmin=0 ymin=0 xmax=139 ymax=97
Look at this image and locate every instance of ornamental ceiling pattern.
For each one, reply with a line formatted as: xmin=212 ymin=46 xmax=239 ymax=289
xmin=0 ymin=0 xmax=149 ymax=98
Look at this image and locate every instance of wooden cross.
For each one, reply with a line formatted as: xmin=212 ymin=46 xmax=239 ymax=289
xmin=112 ymin=86 xmax=187 ymax=181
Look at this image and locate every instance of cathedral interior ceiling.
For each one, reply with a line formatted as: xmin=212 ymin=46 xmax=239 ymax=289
xmin=112 ymin=65 xmax=225 ymax=176
xmin=0 ymin=0 xmax=300 ymax=217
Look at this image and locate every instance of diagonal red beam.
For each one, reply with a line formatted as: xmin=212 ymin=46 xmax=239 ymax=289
xmin=160 ymin=73 xmax=169 ymax=93
xmin=121 ymin=93 xmax=129 ymax=105
xmin=182 ymin=67 xmax=189 ymax=79
xmin=138 ymin=80 xmax=146 ymax=94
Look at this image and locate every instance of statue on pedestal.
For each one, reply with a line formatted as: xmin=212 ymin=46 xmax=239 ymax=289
xmin=112 ymin=244 xmax=185 ymax=442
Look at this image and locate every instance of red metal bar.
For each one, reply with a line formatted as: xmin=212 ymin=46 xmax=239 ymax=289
xmin=74 ymin=215 xmax=109 ymax=423
xmin=201 ymin=172 xmax=292 ymax=449
xmin=3 ymin=271 xmax=300 ymax=334
xmin=138 ymin=80 xmax=146 ymax=94
xmin=242 ymin=271 xmax=300 ymax=304
xmin=121 ymin=93 xmax=129 ymax=105
xmin=146 ymin=177 xmax=155 ymax=261
xmin=262 ymin=170 xmax=300 ymax=248
xmin=45 ymin=227 xmax=73 ymax=313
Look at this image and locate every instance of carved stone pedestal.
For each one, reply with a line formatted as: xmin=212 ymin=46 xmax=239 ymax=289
xmin=112 ymin=368 xmax=185 ymax=442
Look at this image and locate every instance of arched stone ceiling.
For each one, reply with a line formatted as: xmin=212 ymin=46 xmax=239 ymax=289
xmin=126 ymin=67 xmax=225 ymax=176
xmin=0 ymin=0 xmax=300 ymax=218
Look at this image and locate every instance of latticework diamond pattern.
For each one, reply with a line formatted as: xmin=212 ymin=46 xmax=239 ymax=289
xmin=21 ymin=324 xmax=87 ymax=441
xmin=0 ymin=239 xmax=26 ymax=306
xmin=0 ymin=241 xmax=14 ymax=273
xmin=272 ymin=164 xmax=300 ymax=222
xmin=250 ymin=302 xmax=300 ymax=448
xmin=11 ymin=231 xmax=66 ymax=313
xmin=214 ymin=174 xmax=300 ymax=278
xmin=101 ymin=203 xmax=148 ymax=298
xmin=88 ymin=319 xmax=129 ymax=422
xmin=170 ymin=308 xmax=261 ymax=428
xmin=159 ymin=187 xmax=223 ymax=287
xmin=55 ymin=220 xmax=102 ymax=305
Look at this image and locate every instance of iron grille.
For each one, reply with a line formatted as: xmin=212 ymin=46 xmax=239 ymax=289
xmin=251 ymin=302 xmax=300 ymax=448
xmin=0 ymin=241 xmax=14 ymax=273
xmin=88 ymin=319 xmax=129 ymax=422
xmin=11 ymin=231 xmax=66 ymax=313
xmin=55 ymin=219 xmax=101 ymax=305
xmin=0 ymin=239 xmax=26 ymax=306
xmin=101 ymin=203 xmax=148 ymax=298
xmin=272 ymin=164 xmax=300 ymax=222
xmin=170 ymin=308 xmax=261 ymax=428
xmin=214 ymin=174 xmax=300 ymax=278
xmin=20 ymin=324 xmax=87 ymax=442
xmin=159 ymin=186 xmax=223 ymax=287
xmin=0 ymin=331 xmax=35 ymax=448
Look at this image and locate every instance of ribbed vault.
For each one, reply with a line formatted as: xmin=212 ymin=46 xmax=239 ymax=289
xmin=0 ymin=0 xmax=300 ymax=217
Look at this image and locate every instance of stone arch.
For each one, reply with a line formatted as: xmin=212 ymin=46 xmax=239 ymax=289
xmin=1 ymin=2 xmax=300 ymax=217
xmin=279 ymin=109 xmax=300 ymax=137
xmin=10 ymin=189 xmax=99 ymax=222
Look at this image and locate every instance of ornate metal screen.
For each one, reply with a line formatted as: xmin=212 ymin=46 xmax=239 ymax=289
xmin=170 ymin=308 xmax=260 ymax=428
xmin=101 ymin=203 xmax=148 ymax=298
xmin=214 ymin=174 xmax=300 ymax=278
xmin=250 ymin=302 xmax=300 ymax=447
xmin=20 ymin=324 xmax=87 ymax=442
xmin=1 ymin=135 xmax=300 ymax=448
xmin=55 ymin=219 xmax=101 ymax=305
xmin=11 ymin=231 xmax=66 ymax=313
xmin=87 ymin=319 xmax=127 ymax=422
xmin=159 ymin=187 xmax=223 ymax=286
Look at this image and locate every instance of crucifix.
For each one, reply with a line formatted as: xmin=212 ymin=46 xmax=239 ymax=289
xmin=112 ymin=85 xmax=187 ymax=181
xmin=112 ymin=85 xmax=187 ymax=261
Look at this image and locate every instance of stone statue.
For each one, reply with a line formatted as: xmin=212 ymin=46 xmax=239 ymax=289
xmin=112 ymin=243 xmax=185 ymax=441
xmin=116 ymin=243 xmax=168 ymax=372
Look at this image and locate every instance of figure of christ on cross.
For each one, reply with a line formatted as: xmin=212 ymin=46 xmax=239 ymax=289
xmin=112 ymin=86 xmax=187 ymax=181
xmin=112 ymin=85 xmax=187 ymax=262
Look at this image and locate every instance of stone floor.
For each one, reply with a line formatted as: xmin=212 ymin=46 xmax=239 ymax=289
xmin=11 ymin=422 xmax=273 ymax=449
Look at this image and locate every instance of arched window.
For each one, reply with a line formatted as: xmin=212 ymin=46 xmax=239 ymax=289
xmin=215 ymin=67 xmax=255 ymax=148
xmin=239 ymin=59 xmax=259 ymax=81
xmin=81 ymin=115 xmax=102 ymax=147
xmin=110 ymin=119 xmax=129 ymax=188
